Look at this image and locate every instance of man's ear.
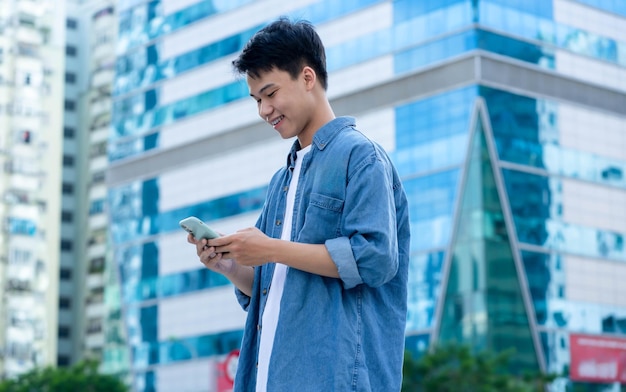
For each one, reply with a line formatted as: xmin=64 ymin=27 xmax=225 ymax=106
xmin=302 ymin=66 xmax=317 ymax=90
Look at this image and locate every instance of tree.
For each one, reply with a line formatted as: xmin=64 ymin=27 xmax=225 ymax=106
xmin=402 ymin=344 xmax=556 ymax=392
xmin=0 ymin=359 xmax=128 ymax=392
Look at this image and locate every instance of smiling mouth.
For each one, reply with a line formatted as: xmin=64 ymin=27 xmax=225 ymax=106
xmin=271 ymin=115 xmax=284 ymax=127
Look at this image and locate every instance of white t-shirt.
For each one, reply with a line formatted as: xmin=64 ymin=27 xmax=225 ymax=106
xmin=256 ymin=145 xmax=311 ymax=392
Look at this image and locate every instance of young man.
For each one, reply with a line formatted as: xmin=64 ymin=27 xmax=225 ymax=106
xmin=188 ymin=17 xmax=410 ymax=391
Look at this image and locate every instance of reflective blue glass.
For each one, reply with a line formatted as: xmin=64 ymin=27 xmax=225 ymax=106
xmin=520 ymin=251 xmax=558 ymax=325
xmin=403 ymin=169 xmax=461 ymax=253
xmin=8 ymin=218 xmax=37 ymax=236
xmin=394 ymin=87 xmax=473 ymax=254
xmin=483 ymin=0 xmax=553 ymax=18
xmin=502 ymin=169 xmax=626 ymax=262
xmin=392 ymin=134 xmax=468 ymax=177
xmin=112 ymin=81 xmax=248 ymax=139
xmin=404 ymin=333 xmax=431 ymax=359
xmin=559 ymin=303 xmax=626 ymax=332
xmin=395 ymin=86 xmax=475 ymax=148
xmin=294 ymin=0 xmax=382 ymax=25
xmin=115 ymin=0 xmax=385 ymax=97
xmin=109 ymin=26 xmax=554 ymax=165
xmin=393 ymin=0 xmax=469 ymax=23
xmin=111 ymin=3 xmax=476 ymax=150
xmin=109 ymin=181 xmax=266 ymax=244
xmin=395 ymin=28 xmax=555 ymax=76
xmin=117 ymin=0 xmax=254 ymax=54
xmin=117 ymin=261 xmax=230 ymax=303
xmin=404 ymin=170 xmax=460 ymax=222
xmin=114 ymin=27 xmax=259 ymax=97
xmin=479 ymin=2 xmax=625 ymax=66
xmin=111 ymin=1 xmax=626 ymax=162
xmin=131 ymin=329 xmax=243 ymax=371
xmin=329 ymin=1 xmax=472 ymax=72
xmin=394 ymin=30 xmax=475 ymax=74
xmin=89 ymin=199 xmax=106 ymax=215
xmin=477 ymin=29 xmax=555 ymax=68
xmin=481 ymin=87 xmax=626 ymax=190
xmin=573 ymin=0 xmax=626 ymax=17
xmin=540 ymin=331 xmax=570 ymax=377
xmin=110 ymin=132 xmax=161 ymax=163
xmin=521 ymin=250 xmax=626 ymax=338
xmin=406 ymin=251 xmax=445 ymax=331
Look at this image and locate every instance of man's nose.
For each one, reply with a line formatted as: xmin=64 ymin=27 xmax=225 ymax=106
xmin=259 ymin=103 xmax=272 ymax=120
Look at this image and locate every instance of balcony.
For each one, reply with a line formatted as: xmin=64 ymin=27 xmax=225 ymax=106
xmin=16 ymin=23 xmax=42 ymax=46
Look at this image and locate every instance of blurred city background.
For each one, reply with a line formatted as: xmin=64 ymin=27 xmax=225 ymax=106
xmin=0 ymin=0 xmax=624 ymax=391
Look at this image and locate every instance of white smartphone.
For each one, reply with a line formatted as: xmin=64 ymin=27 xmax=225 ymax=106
xmin=179 ymin=216 xmax=220 ymax=240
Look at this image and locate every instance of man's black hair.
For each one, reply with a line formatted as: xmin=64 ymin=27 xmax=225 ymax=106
xmin=232 ymin=17 xmax=328 ymax=90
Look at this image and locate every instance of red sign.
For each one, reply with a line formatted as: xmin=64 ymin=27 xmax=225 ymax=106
xmin=216 ymin=349 xmax=240 ymax=392
xmin=570 ymin=333 xmax=626 ymax=383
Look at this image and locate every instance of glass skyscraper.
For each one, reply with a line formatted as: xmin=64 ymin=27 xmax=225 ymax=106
xmin=106 ymin=1 xmax=626 ymax=391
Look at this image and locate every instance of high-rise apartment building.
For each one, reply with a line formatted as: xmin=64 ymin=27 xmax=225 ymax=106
xmin=106 ymin=1 xmax=626 ymax=391
xmin=60 ymin=0 xmax=118 ymax=369
xmin=59 ymin=0 xmax=87 ymax=368
xmin=0 ymin=0 xmax=66 ymax=378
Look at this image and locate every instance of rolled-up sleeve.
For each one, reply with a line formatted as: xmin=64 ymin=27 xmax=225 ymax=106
xmin=235 ymin=286 xmax=251 ymax=311
xmin=326 ymin=236 xmax=362 ymax=289
xmin=329 ymin=151 xmax=399 ymax=289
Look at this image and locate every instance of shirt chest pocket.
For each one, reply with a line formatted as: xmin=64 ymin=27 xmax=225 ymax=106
xmin=299 ymin=192 xmax=344 ymax=243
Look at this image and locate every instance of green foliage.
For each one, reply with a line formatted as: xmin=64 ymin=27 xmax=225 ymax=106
xmin=402 ymin=344 xmax=557 ymax=392
xmin=0 ymin=359 xmax=128 ymax=392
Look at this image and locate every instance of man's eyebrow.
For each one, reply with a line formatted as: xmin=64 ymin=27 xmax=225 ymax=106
xmin=250 ymin=83 xmax=275 ymax=97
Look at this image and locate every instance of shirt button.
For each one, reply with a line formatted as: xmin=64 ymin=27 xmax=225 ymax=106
xmin=276 ymin=220 xmax=281 ymax=226
xmin=283 ymin=186 xmax=289 ymax=192
xmin=257 ymin=324 xmax=261 ymax=331
xmin=262 ymin=289 xmax=267 ymax=295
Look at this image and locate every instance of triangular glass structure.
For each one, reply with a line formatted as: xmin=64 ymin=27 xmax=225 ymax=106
xmin=437 ymin=108 xmax=540 ymax=374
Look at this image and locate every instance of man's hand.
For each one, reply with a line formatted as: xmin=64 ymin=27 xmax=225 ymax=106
xmin=187 ymin=234 xmax=231 ymax=273
xmin=188 ymin=232 xmax=254 ymax=297
xmin=208 ymin=227 xmax=274 ymax=267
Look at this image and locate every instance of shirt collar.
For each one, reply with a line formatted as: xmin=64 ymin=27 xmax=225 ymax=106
xmin=286 ymin=116 xmax=356 ymax=166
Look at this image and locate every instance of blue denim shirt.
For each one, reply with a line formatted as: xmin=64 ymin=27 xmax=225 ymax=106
xmin=234 ymin=117 xmax=410 ymax=391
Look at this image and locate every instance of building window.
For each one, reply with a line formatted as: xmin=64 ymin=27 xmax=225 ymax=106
xmin=89 ymin=199 xmax=105 ymax=215
xmin=60 ymin=268 xmax=72 ymax=280
xmin=59 ymin=297 xmax=71 ymax=309
xmin=61 ymin=210 xmax=73 ymax=223
xmin=89 ymin=257 xmax=105 ymax=274
xmin=62 ymin=182 xmax=74 ymax=194
xmin=58 ymin=326 xmax=71 ymax=338
xmin=63 ymin=126 xmax=75 ymax=138
xmin=64 ymin=100 xmax=75 ymax=111
xmin=65 ymin=45 xmax=77 ymax=56
xmin=17 ymin=130 xmax=32 ymax=144
xmin=65 ymin=72 xmax=76 ymax=84
xmin=60 ymin=239 xmax=73 ymax=251
xmin=90 ymin=142 xmax=107 ymax=158
xmin=87 ymin=318 xmax=102 ymax=334
xmin=7 ymin=342 xmax=30 ymax=361
xmin=66 ymin=18 xmax=77 ymax=29
xmin=57 ymin=355 xmax=70 ymax=367
xmin=92 ymin=171 xmax=106 ymax=184
xmin=62 ymin=155 xmax=74 ymax=167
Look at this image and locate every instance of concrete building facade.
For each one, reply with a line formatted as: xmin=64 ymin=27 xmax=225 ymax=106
xmin=0 ymin=0 xmax=66 ymax=378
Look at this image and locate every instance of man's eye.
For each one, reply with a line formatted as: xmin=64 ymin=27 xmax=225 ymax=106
xmin=268 ymin=91 xmax=276 ymax=97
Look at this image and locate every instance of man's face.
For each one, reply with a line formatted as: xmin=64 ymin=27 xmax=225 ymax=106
xmin=247 ymin=67 xmax=315 ymax=142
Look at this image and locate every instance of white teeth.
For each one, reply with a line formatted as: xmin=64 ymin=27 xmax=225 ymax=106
xmin=271 ymin=116 xmax=283 ymax=126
